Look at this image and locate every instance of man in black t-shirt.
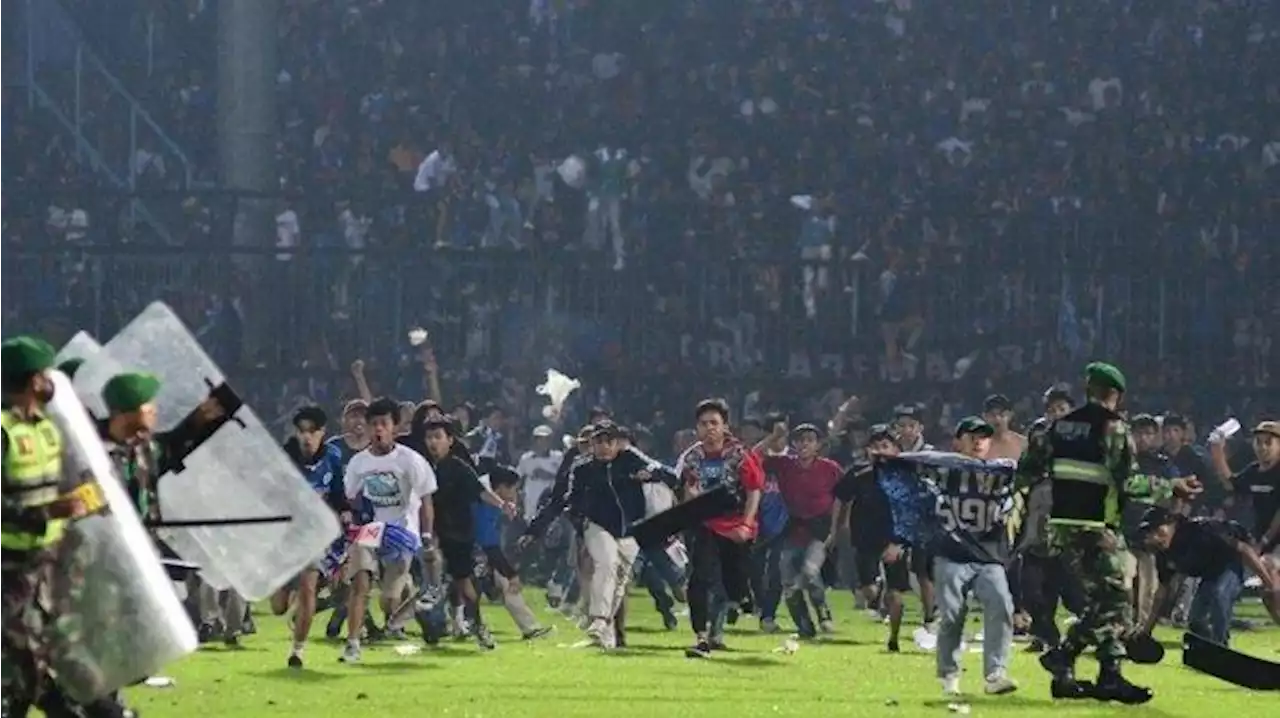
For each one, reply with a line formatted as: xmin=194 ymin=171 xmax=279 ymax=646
xmin=1136 ymin=507 xmax=1280 ymax=646
xmin=1210 ymin=421 xmax=1280 ymax=562
xmin=834 ymin=425 xmax=908 ymax=652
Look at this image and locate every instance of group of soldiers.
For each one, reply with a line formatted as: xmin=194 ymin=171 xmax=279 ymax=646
xmin=0 ymin=335 xmax=192 ymax=716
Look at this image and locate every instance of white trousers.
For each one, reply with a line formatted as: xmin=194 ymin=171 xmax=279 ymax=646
xmin=582 ymin=521 xmax=640 ymax=620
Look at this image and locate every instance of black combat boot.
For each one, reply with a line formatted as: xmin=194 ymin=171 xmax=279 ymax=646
xmin=1092 ymin=661 xmax=1153 ymax=705
xmin=1040 ymin=647 xmax=1094 ymax=699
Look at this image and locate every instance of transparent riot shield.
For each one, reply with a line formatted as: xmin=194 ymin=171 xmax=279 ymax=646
xmin=55 ymin=332 xmax=122 ymax=418
xmin=72 ymin=302 xmax=342 ymax=600
xmin=44 ymin=371 xmax=198 ymax=702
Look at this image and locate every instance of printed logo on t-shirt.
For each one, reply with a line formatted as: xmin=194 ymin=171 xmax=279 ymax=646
xmin=363 ymin=472 xmax=404 ymax=508
xmin=698 ymin=459 xmax=726 ymax=490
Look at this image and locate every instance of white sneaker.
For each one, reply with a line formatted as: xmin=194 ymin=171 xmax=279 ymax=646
xmin=984 ymin=671 xmax=1018 ymax=695
xmin=819 ymin=619 xmax=835 ymax=634
xmin=339 ymin=643 xmax=361 ymax=664
xmin=941 ymin=673 xmax=961 ymax=696
xmin=585 ymin=619 xmax=609 ymax=646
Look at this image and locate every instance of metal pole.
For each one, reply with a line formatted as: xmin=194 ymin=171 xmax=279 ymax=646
xmin=25 ymin=0 xmax=34 ymax=108
xmin=129 ymin=108 xmax=138 ymax=191
xmin=74 ymin=44 xmax=82 ymax=161
xmin=1157 ymin=277 xmax=1166 ymax=361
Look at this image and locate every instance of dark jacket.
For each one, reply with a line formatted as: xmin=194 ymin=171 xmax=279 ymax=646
xmin=566 ymin=450 xmax=677 ymax=538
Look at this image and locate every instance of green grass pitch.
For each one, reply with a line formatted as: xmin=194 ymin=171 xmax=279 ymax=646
xmin=121 ymin=595 xmax=1278 ymax=718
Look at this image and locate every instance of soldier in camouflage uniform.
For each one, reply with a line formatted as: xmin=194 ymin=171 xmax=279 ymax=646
xmin=2 ymin=338 xmax=134 ymax=718
xmin=1015 ymin=362 xmax=1200 ymax=705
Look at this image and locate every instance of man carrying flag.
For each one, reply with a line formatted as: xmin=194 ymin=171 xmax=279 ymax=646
xmin=925 ymin=417 xmax=1019 ymax=697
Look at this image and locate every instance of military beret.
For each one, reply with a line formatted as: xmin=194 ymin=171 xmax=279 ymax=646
xmin=102 ymin=372 xmax=161 ymax=414
xmin=57 ymin=358 xmax=86 ymax=379
xmin=1 ymin=336 xmax=57 ymax=377
xmin=1084 ymin=361 xmax=1127 ymax=393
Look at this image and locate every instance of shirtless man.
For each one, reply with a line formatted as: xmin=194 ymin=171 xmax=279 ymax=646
xmin=982 ymin=394 xmax=1026 ymax=462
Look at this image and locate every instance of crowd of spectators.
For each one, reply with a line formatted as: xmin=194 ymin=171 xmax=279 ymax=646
xmin=4 ymin=0 xmax=1277 ymax=442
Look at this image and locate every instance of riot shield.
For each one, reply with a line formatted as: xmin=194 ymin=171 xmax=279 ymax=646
xmin=55 ymin=332 xmax=122 ymax=417
xmin=73 ymin=302 xmax=342 ymax=600
xmin=44 ymin=370 xmax=198 ymax=702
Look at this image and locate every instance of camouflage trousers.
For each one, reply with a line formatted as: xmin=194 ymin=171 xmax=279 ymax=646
xmin=2 ymin=553 xmax=56 ymax=717
xmin=1053 ymin=526 xmax=1132 ymax=663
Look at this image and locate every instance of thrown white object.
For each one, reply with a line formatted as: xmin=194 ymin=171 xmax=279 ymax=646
xmin=407 ymin=327 xmax=429 ymax=347
xmin=537 ymin=369 xmax=581 ymax=420
xmin=947 ymin=703 xmax=971 ymax=715
xmin=556 ymin=156 xmax=587 ymax=189
xmin=1209 ymin=418 xmax=1241 ymax=444
xmin=143 ymin=677 xmax=176 ymax=689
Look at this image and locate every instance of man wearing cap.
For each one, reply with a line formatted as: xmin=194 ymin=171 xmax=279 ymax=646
xmin=516 ymin=425 xmax=564 ymax=524
xmin=982 ymin=395 xmax=1026 ymax=462
xmin=565 ymin=421 xmax=676 ymax=649
xmin=930 ymin=416 xmax=1019 ymax=696
xmin=1209 ymin=421 xmax=1280 ymax=586
xmin=1 ymin=337 xmax=77 ymax=715
xmin=1121 ymin=415 xmax=1180 ymax=628
xmin=1016 ymin=361 xmax=1201 ymax=704
xmin=1134 ymin=505 xmax=1280 ymax=644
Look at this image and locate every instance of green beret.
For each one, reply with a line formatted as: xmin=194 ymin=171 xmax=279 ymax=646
xmin=1 ymin=336 xmax=57 ymax=377
xmin=57 ymin=358 xmax=86 ymax=379
xmin=102 ymin=372 xmax=162 ymax=414
xmin=1084 ymin=361 xmax=1126 ymax=393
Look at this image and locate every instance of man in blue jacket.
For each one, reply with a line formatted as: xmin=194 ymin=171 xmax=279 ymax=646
xmin=567 ymin=421 xmax=677 ymax=648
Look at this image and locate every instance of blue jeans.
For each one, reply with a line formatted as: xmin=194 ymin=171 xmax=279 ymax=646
xmin=639 ymin=548 xmax=684 ymax=615
xmin=750 ymin=534 xmax=784 ymax=621
xmin=1188 ymin=566 xmax=1243 ymax=646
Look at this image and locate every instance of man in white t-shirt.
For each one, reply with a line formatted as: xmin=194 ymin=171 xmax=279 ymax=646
xmin=340 ymin=398 xmax=437 ymax=663
xmin=515 ymin=425 xmax=564 ymax=522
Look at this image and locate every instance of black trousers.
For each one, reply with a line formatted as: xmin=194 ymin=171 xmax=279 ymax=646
xmin=1021 ymin=552 xmax=1087 ymax=645
xmin=686 ymin=527 xmax=751 ymax=635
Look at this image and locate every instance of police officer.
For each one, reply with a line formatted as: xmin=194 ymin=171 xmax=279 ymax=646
xmin=1015 ymin=362 xmax=1200 ymax=704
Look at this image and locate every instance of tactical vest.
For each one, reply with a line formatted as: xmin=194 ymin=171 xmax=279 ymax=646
xmin=1047 ymin=404 xmax=1119 ymax=529
xmin=1 ymin=408 xmax=66 ymax=550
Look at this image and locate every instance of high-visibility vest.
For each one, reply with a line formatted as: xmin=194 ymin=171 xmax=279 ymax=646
xmin=1 ymin=409 xmax=66 ymax=550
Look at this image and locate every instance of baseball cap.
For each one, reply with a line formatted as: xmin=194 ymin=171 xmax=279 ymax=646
xmin=1253 ymin=421 xmax=1280 ymax=440
xmin=868 ymin=423 xmax=899 ymax=443
xmin=1136 ymin=505 xmax=1176 ymax=534
xmin=791 ymin=423 xmax=822 ymax=437
xmin=532 ymin=424 xmax=554 ymax=438
xmin=954 ymin=416 xmax=995 ymax=438
xmin=1130 ymin=414 xmax=1159 ymax=430
xmin=591 ymin=421 xmax=625 ymax=440
xmin=1162 ymin=413 xmax=1189 ymax=430
xmin=893 ymin=402 xmax=922 ymax=420
xmin=1043 ymin=384 xmax=1074 ymax=406
xmin=983 ymin=394 xmax=1012 ymax=412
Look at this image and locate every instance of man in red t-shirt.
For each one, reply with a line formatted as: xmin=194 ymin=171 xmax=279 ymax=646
xmin=675 ymin=398 xmax=764 ymax=658
xmin=758 ymin=422 xmax=843 ymax=636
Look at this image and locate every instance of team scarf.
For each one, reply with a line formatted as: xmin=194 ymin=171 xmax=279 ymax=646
xmin=321 ymin=521 xmax=421 ymax=580
xmin=678 ymin=436 xmax=749 ymax=492
xmin=876 ymin=451 xmax=1017 ymax=554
